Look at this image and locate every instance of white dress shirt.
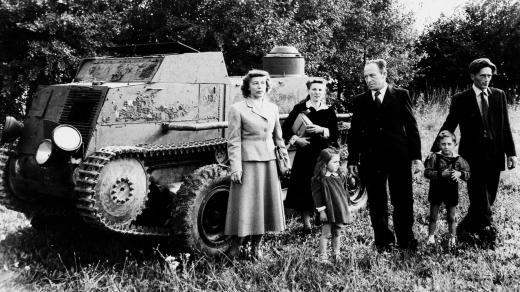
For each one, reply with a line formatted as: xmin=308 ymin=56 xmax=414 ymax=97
xmin=371 ymin=83 xmax=388 ymax=104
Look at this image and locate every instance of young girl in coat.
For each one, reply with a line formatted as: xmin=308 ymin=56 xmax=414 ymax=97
xmin=311 ymin=147 xmax=353 ymax=262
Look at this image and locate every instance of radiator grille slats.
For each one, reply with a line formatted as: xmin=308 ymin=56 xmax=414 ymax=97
xmin=59 ymin=87 xmax=104 ymax=152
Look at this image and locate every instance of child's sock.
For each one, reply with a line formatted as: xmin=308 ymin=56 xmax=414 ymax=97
xmin=319 ymin=234 xmax=328 ymax=258
xmin=332 ymin=235 xmax=340 ymax=256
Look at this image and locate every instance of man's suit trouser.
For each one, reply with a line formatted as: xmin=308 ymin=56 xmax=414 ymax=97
xmin=460 ymin=159 xmax=501 ymax=231
xmin=362 ymin=161 xmax=415 ymax=247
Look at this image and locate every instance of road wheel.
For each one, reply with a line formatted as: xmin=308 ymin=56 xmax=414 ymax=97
xmin=346 ymin=173 xmax=367 ymax=212
xmin=92 ymin=158 xmax=149 ymax=226
xmin=171 ymin=164 xmax=231 ymax=256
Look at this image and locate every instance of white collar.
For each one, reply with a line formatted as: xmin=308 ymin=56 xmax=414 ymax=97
xmin=305 ymin=99 xmax=328 ymax=110
xmin=325 ymin=171 xmax=339 ymax=177
xmin=472 ymin=84 xmax=489 ymax=97
xmin=436 ymin=151 xmax=459 ymax=158
xmin=371 ymin=83 xmax=388 ymax=100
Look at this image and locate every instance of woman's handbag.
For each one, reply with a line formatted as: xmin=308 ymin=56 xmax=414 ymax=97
xmin=275 ymin=146 xmax=291 ymax=177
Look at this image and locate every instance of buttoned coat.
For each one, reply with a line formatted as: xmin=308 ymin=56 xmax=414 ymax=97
xmin=227 ymin=99 xmax=286 ymax=173
xmin=347 ymin=86 xmax=422 ymax=167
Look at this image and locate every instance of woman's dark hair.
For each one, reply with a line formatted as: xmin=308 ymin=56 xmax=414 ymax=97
xmin=305 ymin=78 xmax=326 ymax=90
xmin=304 ymin=78 xmax=327 ymax=101
xmin=313 ymin=147 xmax=343 ymax=180
xmin=241 ymin=69 xmax=271 ymax=97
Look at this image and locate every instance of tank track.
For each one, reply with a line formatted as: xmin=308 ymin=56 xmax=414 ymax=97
xmin=0 ymin=144 xmax=78 ymax=217
xmin=0 ymin=144 xmax=23 ymax=212
xmin=75 ymin=138 xmax=227 ymax=237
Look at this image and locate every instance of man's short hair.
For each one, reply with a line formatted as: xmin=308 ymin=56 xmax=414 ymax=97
xmin=366 ymin=59 xmax=387 ymax=73
xmin=437 ymin=130 xmax=457 ymax=144
xmin=469 ymin=58 xmax=496 ymax=75
xmin=305 ymin=78 xmax=326 ymax=90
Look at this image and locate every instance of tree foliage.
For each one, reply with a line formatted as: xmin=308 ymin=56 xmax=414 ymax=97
xmin=113 ymin=0 xmax=419 ymax=111
xmin=415 ymin=0 xmax=520 ymax=101
xmin=0 ymin=0 xmax=131 ymax=120
xmin=1 ymin=0 xmax=418 ymax=120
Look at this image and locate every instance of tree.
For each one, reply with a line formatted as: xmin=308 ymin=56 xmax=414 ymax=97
xmin=0 ymin=0 xmax=132 ymax=120
xmin=0 ymin=0 xmax=419 ymax=119
xmin=415 ymin=0 xmax=520 ymax=102
xmin=121 ymin=0 xmax=418 ymax=111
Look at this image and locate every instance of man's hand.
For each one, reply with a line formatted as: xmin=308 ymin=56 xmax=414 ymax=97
xmin=319 ymin=211 xmax=328 ymax=223
xmin=231 ymin=170 xmax=242 ymax=184
xmin=305 ymin=125 xmax=324 ymax=135
xmin=348 ymin=164 xmax=358 ymax=176
xmin=295 ymin=137 xmax=310 ymax=147
xmin=507 ymin=156 xmax=517 ymax=169
xmin=412 ymin=159 xmax=424 ymax=175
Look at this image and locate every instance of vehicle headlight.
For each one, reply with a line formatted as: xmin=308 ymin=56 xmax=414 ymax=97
xmin=35 ymin=139 xmax=53 ymax=165
xmin=52 ymin=125 xmax=82 ymax=151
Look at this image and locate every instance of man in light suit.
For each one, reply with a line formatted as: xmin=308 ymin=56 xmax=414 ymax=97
xmin=432 ymin=58 xmax=517 ymax=248
xmin=348 ymin=59 xmax=423 ymax=251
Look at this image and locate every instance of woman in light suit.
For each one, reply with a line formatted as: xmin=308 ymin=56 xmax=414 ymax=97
xmin=225 ymin=69 xmax=287 ymax=259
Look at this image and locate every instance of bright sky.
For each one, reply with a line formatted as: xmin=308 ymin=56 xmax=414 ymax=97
xmin=398 ymin=0 xmax=468 ymax=30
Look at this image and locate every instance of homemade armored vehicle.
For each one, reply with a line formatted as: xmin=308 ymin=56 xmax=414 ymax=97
xmin=0 ymin=46 xmax=365 ymax=255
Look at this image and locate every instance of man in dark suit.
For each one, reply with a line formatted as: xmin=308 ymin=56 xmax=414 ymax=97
xmin=432 ymin=58 xmax=517 ymax=248
xmin=347 ymin=59 xmax=423 ymax=251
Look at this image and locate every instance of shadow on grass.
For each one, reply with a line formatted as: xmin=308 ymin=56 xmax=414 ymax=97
xmin=0 ymin=218 xmax=170 ymax=271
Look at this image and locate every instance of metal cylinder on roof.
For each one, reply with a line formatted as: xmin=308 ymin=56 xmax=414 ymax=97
xmin=262 ymin=46 xmax=305 ymax=77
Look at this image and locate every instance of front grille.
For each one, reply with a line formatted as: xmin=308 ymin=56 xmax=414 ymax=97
xmin=59 ymin=87 xmax=104 ymax=151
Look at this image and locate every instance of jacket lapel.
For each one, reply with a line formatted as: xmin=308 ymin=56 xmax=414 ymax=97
xmin=381 ymin=86 xmax=393 ymax=110
xmin=363 ymin=91 xmax=375 ymax=111
xmin=467 ymin=89 xmax=482 ymax=121
xmin=487 ymin=88 xmax=497 ymax=130
xmin=245 ymin=99 xmax=268 ymax=120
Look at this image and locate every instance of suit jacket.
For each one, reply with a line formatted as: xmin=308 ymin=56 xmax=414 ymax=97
xmin=227 ymin=99 xmax=286 ymax=173
xmin=432 ymin=87 xmax=516 ymax=170
xmin=347 ymin=86 xmax=422 ymax=167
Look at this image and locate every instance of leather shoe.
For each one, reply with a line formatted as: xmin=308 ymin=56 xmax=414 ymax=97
xmin=398 ymin=238 xmax=418 ymax=252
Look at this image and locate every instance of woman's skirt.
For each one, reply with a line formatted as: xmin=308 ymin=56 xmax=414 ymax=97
xmin=225 ymin=160 xmax=286 ymax=236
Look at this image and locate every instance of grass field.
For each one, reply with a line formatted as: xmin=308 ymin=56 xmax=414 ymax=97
xmin=1 ymin=103 xmax=520 ymax=291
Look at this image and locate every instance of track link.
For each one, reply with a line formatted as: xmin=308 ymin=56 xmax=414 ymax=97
xmin=0 ymin=144 xmax=78 ymax=217
xmin=0 ymin=144 xmax=22 ymax=212
xmin=74 ymin=138 xmax=227 ymax=237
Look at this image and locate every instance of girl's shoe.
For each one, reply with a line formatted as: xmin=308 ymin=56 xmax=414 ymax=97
xmin=332 ymin=252 xmax=341 ymax=262
xmin=252 ymin=247 xmax=263 ymax=261
xmin=227 ymin=246 xmax=240 ymax=260
xmin=426 ymin=235 xmax=435 ymax=245
xmin=318 ymin=253 xmax=331 ymax=264
xmin=448 ymin=237 xmax=457 ymax=247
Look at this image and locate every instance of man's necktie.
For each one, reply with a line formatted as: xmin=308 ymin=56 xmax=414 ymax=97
xmin=374 ymin=91 xmax=381 ymax=109
xmin=480 ymin=91 xmax=493 ymax=139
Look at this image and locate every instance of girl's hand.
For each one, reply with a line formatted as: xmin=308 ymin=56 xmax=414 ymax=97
xmin=295 ymin=137 xmax=310 ymax=147
xmin=231 ymin=171 xmax=242 ymax=184
xmin=451 ymin=170 xmax=461 ymax=181
xmin=319 ymin=211 xmax=327 ymax=223
xmin=441 ymin=169 xmax=452 ymax=178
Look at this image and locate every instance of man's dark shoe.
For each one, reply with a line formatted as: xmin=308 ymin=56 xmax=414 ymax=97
xmin=374 ymin=241 xmax=394 ymax=253
xmin=398 ymin=238 xmax=418 ymax=252
xmin=477 ymin=225 xmax=497 ymax=250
